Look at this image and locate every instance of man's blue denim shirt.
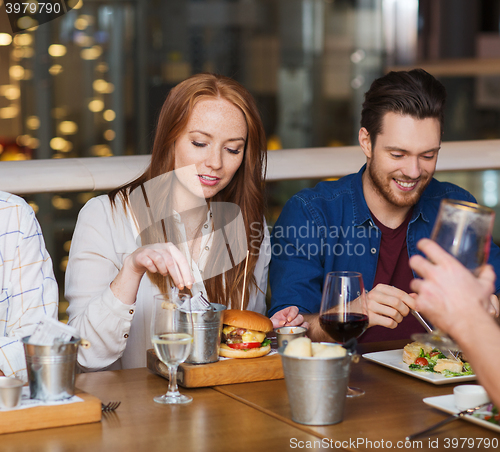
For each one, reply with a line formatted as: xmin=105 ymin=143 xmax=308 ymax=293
xmin=269 ymin=165 xmax=500 ymax=316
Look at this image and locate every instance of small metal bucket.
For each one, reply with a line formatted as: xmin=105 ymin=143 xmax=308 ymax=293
xmin=0 ymin=377 xmax=24 ymax=408
xmin=278 ymin=345 xmax=352 ymax=425
xmin=179 ymin=303 xmax=226 ymax=364
xmin=22 ymin=336 xmax=80 ymax=401
xmin=274 ymin=326 xmax=308 ymax=348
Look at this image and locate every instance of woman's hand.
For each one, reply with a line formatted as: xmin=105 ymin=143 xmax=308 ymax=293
xmin=270 ymin=306 xmax=310 ymax=329
xmin=111 ymin=243 xmax=194 ymax=305
xmin=124 ymin=243 xmax=194 ymax=289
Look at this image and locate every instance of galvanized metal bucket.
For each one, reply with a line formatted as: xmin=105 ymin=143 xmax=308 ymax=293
xmin=274 ymin=326 xmax=308 ymax=348
xmin=0 ymin=376 xmax=24 ymax=408
xmin=179 ymin=303 xmax=226 ymax=364
xmin=278 ymin=345 xmax=352 ymax=425
xmin=22 ymin=336 xmax=80 ymax=401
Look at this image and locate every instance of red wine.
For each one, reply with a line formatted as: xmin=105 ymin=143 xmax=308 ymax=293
xmin=319 ymin=313 xmax=369 ymax=343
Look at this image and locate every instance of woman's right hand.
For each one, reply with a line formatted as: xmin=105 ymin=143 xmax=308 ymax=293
xmin=111 ymin=243 xmax=194 ymax=305
xmin=124 ymin=243 xmax=194 ymax=289
xmin=270 ymin=306 xmax=310 ymax=329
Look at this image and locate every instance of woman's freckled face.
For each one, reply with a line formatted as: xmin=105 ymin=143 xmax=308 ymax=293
xmin=174 ymin=98 xmax=247 ymax=200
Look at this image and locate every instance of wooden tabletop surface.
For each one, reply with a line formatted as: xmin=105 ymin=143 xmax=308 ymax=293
xmin=0 ymin=340 xmax=497 ymax=451
xmin=214 ymin=340 xmax=500 ymax=451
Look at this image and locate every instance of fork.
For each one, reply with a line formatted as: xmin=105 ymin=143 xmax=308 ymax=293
xmin=101 ymin=401 xmax=121 ymax=412
xmin=410 ymin=309 xmax=460 ymax=360
xmin=199 ymin=294 xmax=212 ymax=309
xmin=405 ymin=402 xmax=490 ymax=440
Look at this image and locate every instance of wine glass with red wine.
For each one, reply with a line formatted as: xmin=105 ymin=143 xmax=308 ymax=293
xmin=319 ymin=271 xmax=369 ymax=397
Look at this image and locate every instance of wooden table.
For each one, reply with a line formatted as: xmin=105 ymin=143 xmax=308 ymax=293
xmin=0 ymin=368 xmax=319 ymax=452
xmin=214 ymin=340 xmax=500 ymax=451
xmin=0 ymin=340 xmax=497 ymax=451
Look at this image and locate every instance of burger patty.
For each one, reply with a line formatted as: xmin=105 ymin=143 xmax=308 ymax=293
xmin=222 ymin=328 xmax=247 ymax=343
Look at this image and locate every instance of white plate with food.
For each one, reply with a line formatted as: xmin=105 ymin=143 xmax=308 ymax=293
xmin=362 ymin=349 xmax=476 ymax=385
xmin=423 ymin=395 xmax=500 ymax=434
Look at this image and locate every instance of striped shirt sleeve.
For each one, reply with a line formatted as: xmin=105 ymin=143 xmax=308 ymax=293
xmin=0 ymin=193 xmax=59 ymax=381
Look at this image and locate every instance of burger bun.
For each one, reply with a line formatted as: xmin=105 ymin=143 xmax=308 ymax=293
xmin=219 ymin=343 xmax=271 ymax=359
xmin=223 ymin=309 xmax=273 ymax=333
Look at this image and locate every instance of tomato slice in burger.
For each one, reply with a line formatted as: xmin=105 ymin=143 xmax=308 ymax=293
xmin=227 ymin=342 xmax=261 ymax=350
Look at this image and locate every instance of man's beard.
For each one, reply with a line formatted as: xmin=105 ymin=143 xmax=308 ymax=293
xmin=367 ymin=161 xmax=432 ymax=208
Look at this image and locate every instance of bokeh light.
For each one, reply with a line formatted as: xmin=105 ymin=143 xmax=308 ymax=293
xmin=59 ymin=121 xmax=78 ymax=134
xmin=48 ymin=44 xmax=67 ymax=57
xmin=103 ymin=109 xmax=116 ymax=121
xmin=0 ymin=34 xmax=13 ymax=46
xmin=88 ymin=99 xmax=104 ymax=112
xmin=26 ymin=116 xmax=40 ymax=130
xmin=104 ymin=129 xmax=115 ymax=141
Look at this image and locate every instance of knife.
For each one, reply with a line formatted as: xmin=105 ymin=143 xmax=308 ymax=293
xmin=410 ymin=309 xmax=460 ymax=360
xmin=405 ymin=402 xmax=491 ymax=440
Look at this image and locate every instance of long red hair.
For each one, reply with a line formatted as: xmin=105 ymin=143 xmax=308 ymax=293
xmin=109 ymin=73 xmax=267 ymax=308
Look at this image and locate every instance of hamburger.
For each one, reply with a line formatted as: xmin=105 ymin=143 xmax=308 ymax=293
xmin=219 ymin=309 xmax=273 ymax=358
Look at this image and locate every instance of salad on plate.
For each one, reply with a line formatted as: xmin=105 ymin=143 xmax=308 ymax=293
xmin=402 ymin=341 xmax=473 ymax=377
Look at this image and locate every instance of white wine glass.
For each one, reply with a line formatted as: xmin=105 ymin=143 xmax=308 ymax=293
xmin=151 ymin=293 xmax=193 ymax=404
xmin=412 ymin=199 xmax=495 ymax=350
xmin=319 ymin=271 xmax=369 ymax=397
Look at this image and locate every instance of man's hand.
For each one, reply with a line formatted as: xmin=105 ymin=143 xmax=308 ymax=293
xmin=301 ymin=313 xmax=333 ymax=342
xmin=0 ymin=370 xmax=4 ymax=376
xmin=366 ymin=284 xmax=416 ymax=329
xmin=270 ymin=306 xmax=309 ymax=329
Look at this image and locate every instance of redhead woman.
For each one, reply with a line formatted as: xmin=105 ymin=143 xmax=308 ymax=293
xmin=66 ymin=73 xmax=306 ymax=371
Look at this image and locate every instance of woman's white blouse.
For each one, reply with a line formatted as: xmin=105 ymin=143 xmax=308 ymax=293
xmin=65 ymin=195 xmax=271 ymax=371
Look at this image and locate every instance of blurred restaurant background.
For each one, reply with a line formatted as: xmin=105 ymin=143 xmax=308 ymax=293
xmin=1 ymin=0 xmax=500 ymax=319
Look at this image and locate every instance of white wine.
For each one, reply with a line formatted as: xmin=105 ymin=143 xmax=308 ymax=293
xmin=152 ymin=333 xmax=193 ymax=366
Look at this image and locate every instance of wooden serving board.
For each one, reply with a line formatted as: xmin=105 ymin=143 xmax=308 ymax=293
xmin=147 ymin=349 xmax=284 ymax=388
xmin=0 ymin=389 xmax=102 ymax=435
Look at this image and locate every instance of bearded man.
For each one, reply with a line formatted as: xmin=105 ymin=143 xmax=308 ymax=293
xmin=269 ymin=69 xmax=500 ymax=342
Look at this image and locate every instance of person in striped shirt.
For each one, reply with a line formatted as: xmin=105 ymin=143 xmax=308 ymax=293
xmin=0 ymin=191 xmax=58 ymax=381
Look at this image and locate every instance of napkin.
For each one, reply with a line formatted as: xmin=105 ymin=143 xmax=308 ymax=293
xmin=180 ymin=292 xmax=212 ymax=312
xmin=28 ymin=316 xmax=80 ymax=346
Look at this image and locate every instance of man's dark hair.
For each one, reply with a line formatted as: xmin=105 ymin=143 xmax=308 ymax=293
xmin=360 ymin=69 xmax=447 ymax=147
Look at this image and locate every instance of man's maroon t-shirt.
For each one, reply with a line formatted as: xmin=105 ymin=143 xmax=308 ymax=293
xmin=359 ymin=208 xmax=425 ymax=342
